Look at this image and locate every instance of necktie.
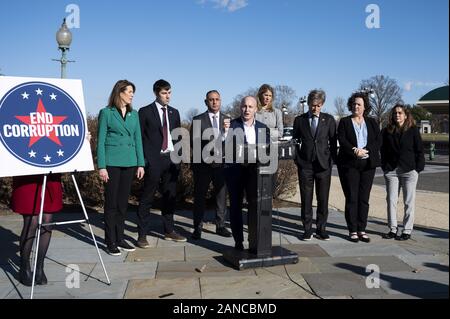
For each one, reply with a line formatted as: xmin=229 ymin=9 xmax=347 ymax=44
xmin=311 ymin=116 xmax=318 ymax=137
xmin=161 ymin=107 xmax=168 ymax=151
xmin=212 ymin=115 xmax=219 ymax=137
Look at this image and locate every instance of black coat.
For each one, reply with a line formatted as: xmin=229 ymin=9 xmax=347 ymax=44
xmin=380 ymin=126 xmax=425 ymax=172
xmin=293 ymin=112 xmax=338 ymax=170
xmin=337 ymin=116 xmax=381 ymax=169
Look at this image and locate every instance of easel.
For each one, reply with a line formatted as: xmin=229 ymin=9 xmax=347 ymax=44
xmin=30 ymin=172 xmax=110 ymax=299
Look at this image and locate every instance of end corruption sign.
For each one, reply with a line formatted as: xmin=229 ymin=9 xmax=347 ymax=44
xmin=0 ymin=76 xmax=94 ymax=177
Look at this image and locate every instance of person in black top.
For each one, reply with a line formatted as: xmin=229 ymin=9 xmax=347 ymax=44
xmin=381 ymin=104 xmax=425 ymax=241
xmin=337 ymin=92 xmax=381 ymax=243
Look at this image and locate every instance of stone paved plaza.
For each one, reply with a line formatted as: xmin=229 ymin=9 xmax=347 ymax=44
xmin=0 ymin=205 xmax=448 ymax=299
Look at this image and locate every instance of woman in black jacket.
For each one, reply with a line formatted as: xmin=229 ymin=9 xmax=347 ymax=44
xmin=381 ymin=104 xmax=425 ymax=241
xmin=337 ymin=92 xmax=381 ymax=243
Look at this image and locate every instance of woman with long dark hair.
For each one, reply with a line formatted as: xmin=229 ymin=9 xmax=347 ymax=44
xmin=381 ymin=104 xmax=425 ymax=241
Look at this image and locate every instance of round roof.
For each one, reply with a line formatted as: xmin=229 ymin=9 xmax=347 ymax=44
xmin=419 ymin=86 xmax=449 ymax=102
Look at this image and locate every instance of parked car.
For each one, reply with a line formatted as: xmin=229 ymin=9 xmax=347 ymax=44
xmin=280 ymin=127 xmax=293 ymax=141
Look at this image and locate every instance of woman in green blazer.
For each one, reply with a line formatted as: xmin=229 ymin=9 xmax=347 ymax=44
xmin=97 ymin=80 xmax=145 ymax=256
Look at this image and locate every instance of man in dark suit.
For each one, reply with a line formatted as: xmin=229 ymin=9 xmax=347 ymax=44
xmin=224 ymin=96 xmax=270 ymax=251
xmin=190 ymin=90 xmax=232 ymax=239
xmin=136 ymin=79 xmax=186 ymax=248
xmin=293 ymin=89 xmax=337 ymax=241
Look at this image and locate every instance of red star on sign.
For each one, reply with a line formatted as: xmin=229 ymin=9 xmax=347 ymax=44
xmin=15 ymin=98 xmax=67 ymax=147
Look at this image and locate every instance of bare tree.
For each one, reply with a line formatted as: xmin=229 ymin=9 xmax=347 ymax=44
xmin=183 ymin=107 xmax=201 ymax=127
xmin=360 ymin=75 xmax=403 ymax=125
xmin=273 ymin=85 xmax=297 ymax=112
xmin=334 ymin=96 xmax=348 ymax=120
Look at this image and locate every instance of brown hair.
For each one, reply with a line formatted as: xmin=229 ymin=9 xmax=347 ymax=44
xmin=386 ymin=104 xmax=416 ymax=134
xmin=108 ymin=79 xmax=135 ymax=113
xmin=257 ymin=84 xmax=275 ymax=112
xmin=347 ymin=92 xmax=371 ymax=116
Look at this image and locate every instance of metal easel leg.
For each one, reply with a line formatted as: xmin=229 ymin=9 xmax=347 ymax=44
xmin=71 ymin=174 xmax=111 ymax=285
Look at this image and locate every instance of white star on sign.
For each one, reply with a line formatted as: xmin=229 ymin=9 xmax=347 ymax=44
xmin=22 ymin=92 xmax=29 ymax=99
xmin=43 ymin=155 xmax=51 ymax=162
xmin=35 ymin=88 xmax=43 ymax=95
xmin=50 ymin=93 xmax=57 ymax=100
xmin=28 ymin=150 xmax=36 ymax=158
xmin=57 ymin=149 xmax=64 ymax=157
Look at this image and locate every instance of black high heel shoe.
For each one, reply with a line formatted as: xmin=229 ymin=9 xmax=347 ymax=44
xmin=19 ymin=266 xmax=33 ymax=286
xmin=35 ymin=267 xmax=48 ymax=285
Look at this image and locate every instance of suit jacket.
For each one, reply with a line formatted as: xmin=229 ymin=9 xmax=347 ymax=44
xmin=381 ymin=126 xmax=425 ymax=172
xmin=97 ymin=107 xmax=145 ymax=169
xmin=138 ymin=102 xmax=181 ymax=167
xmin=224 ymin=117 xmax=270 ymax=165
xmin=337 ymin=116 xmax=381 ymax=169
xmin=190 ymin=111 xmax=229 ymax=169
xmin=293 ymin=112 xmax=337 ymax=170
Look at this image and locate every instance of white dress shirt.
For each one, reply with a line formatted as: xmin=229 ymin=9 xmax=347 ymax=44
xmin=243 ymin=119 xmax=256 ymax=145
xmin=155 ymin=101 xmax=174 ymax=152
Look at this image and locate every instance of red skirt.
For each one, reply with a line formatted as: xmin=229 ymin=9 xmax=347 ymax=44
xmin=11 ymin=174 xmax=63 ymax=215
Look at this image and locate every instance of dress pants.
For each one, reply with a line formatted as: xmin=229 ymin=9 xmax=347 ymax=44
xmin=338 ymin=160 xmax=376 ymax=233
xmin=137 ymin=154 xmax=180 ymax=237
xmin=193 ymin=165 xmax=227 ymax=231
xmin=225 ymin=164 xmax=258 ymax=245
xmin=384 ymin=168 xmax=419 ymax=235
xmin=104 ymin=166 xmax=135 ymax=246
xmin=297 ymin=161 xmax=331 ymax=234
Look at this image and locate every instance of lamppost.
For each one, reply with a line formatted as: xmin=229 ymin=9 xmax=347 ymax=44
xmin=53 ymin=19 xmax=74 ymax=79
xmin=281 ymin=104 xmax=288 ymax=126
xmin=298 ymin=96 xmax=307 ymax=114
xmin=360 ymin=87 xmax=375 ymax=98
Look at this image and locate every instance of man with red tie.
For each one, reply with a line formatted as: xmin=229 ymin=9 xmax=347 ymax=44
xmin=136 ymin=79 xmax=186 ymax=248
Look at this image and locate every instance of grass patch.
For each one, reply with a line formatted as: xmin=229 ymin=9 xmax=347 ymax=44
xmin=421 ymin=134 xmax=449 ymax=142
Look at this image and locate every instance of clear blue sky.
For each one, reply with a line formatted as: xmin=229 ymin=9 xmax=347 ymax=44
xmin=1 ymin=0 xmax=448 ymax=119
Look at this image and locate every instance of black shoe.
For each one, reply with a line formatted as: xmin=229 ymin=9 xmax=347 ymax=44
xmin=35 ymin=267 xmax=47 ymax=285
xmin=358 ymin=232 xmax=371 ymax=243
xmin=234 ymin=242 xmax=244 ymax=251
xmin=216 ymin=227 xmax=232 ymax=238
xmin=301 ymin=231 xmax=313 ymax=241
xmin=383 ymin=231 xmax=397 ymax=239
xmin=19 ymin=266 xmax=33 ymax=287
xmin=349 ymin=233 xmax=359 ymax=243
xmin=117 ymin=240 xmax=136 ymax=252
xmin=106 ymin=245 xmax=121 ymax=256
xmin=315 ymin=232 xmax=330 ymax=241
xmin=136 ymin=236 xmax=150 ymax=249
xmin=191 ymin=229 xmax=202 ymax=240
xmin=396 ymin=233 xmax=411 ymax=241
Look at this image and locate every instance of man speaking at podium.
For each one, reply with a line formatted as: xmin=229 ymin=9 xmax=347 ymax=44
xmin=223 ymin=96 xmax=270 ymax=251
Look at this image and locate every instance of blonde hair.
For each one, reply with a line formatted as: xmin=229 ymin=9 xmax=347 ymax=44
xmin=257 ymin=84 xmax=275 ymax=112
